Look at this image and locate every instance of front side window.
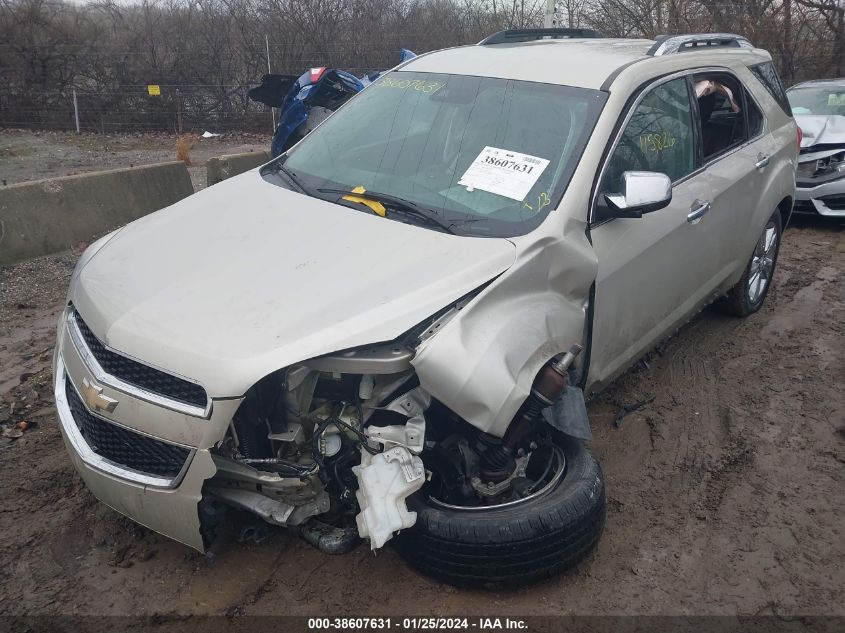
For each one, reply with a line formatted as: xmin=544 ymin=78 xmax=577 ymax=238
xmin=272 ymin=71 xmax=607 ymax=237
xmin=602 ymin=77 xmax=695 ymax=194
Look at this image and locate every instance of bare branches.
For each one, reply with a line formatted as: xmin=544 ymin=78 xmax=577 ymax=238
xmin=0 ymin=0 xmax=843 ymax=132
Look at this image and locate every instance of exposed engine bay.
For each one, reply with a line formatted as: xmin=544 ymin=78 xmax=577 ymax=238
xmin=203 ymin=342 xmax=586 ymax=553
xmin=797 ymin=148 xmax=845 ymax=179
xmin=794 ymin=113 xmax=845 ymax=216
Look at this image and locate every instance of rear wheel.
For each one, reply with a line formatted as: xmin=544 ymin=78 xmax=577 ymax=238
xmin=720 ymin=210 xmax=782 ymax=317
xmin=394 ymin=435 xmax=605 ymax=588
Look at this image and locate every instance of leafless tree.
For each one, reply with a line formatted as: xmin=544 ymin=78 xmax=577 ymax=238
xmin=0 ymin=0 xmax=842 ymax=131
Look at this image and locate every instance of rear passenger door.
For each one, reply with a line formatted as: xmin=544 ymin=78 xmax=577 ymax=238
xmin=692 ymin=70 xmax=773 ymax=286
xmin=587 ymin=75 xmax=716 ymax=390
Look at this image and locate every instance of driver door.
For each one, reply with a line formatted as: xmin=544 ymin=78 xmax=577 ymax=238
xmin=587 ymin=75 xmax=716 ymax=390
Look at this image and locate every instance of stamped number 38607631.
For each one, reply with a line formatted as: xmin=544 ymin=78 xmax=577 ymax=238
xmin=377 ymin=77 xmax=445 ymax=93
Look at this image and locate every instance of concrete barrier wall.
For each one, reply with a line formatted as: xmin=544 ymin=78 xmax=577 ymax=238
xmin=0 ymin=161 xmax=193 ymax=268
xmin=206 ymin=150 xmax=270 ymax=186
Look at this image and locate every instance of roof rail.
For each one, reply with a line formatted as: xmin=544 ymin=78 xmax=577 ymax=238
xmin=648 ymin=33 xmax=753 ymax=56
xmin=479 ymin=28 xmax=601 ymax=46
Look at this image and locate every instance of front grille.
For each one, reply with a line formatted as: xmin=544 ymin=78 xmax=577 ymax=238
xmin=65 ymin=377 xmax=190 ymax=478
xmin=792 ymin=200 xmax=815 ymax=214
xmin=72 ymin=310 xmax=207 ymax=409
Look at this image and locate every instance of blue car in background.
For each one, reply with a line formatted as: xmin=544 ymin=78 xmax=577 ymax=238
xmin=249 ymin=50 xmax=416 ymax=157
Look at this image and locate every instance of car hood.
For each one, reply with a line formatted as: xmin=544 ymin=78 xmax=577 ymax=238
xmin=71 ymin=173 xmax=516 ymax=397
xmin=796 ymin=114 xmax=845 ymax=150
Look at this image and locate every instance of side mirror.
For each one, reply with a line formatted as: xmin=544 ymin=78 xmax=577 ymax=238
xmin=599 ymin=171 xmax=672 ymax=220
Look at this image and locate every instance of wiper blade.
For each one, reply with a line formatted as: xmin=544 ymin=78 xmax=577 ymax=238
xmin=318 ymin=188 xmax=455 ymax=234
xmin=275 ymin=162 xmax=311 ymax=195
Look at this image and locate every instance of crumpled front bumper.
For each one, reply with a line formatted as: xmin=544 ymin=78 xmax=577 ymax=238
xmin=54 ymin=309 xmax=242 ymax=551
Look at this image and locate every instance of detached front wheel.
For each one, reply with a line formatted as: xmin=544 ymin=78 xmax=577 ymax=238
xmin=394 ymin=435 xmax=605 ymax=587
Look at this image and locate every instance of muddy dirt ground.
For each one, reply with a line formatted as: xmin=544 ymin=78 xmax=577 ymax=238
xmin=0 ymin=132 xmax=843 ymax=619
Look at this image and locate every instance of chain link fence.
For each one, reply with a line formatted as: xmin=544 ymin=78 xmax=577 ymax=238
xmin=2 ymin=0 xmax=844 ymax=134
xmin=0 ymin=85 xmax=278 ymax=134
xmin=0 ymin=45 xmax=432 ymax=133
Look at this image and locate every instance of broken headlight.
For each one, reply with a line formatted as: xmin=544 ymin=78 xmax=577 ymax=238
xmin=798 ymin=151 xmax=845 ymax=178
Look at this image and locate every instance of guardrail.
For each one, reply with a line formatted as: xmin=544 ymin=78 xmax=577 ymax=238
xmin=0 ymin=161 xmax=194 ymax=267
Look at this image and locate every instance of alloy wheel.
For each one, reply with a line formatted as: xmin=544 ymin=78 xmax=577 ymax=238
xmin=747 ymin=220 xmax=778 ymax=304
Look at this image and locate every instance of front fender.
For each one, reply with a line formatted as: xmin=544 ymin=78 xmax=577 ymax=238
xmin=412 ymin=225 xmax=597 ymax=438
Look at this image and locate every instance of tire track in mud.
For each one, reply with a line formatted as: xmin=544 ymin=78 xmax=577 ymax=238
xmin=554 ymin=220 xmax=845 ymax=615
xmin=702 ymin=405 xmax=755 ymax=516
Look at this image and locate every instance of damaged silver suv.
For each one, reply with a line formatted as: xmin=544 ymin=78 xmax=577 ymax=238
xmin=54 ymin=30 xmax=797 ymax=587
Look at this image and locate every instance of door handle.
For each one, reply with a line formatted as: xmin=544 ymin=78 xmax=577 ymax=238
xmin=755 ymin=154 xmax=770 ymax=169
xmin=687 ymin=201 xmax=711 ymax=223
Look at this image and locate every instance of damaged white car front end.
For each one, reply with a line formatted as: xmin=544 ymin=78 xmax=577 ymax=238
xmin=789 ymin=81 xmax=845 ymax=216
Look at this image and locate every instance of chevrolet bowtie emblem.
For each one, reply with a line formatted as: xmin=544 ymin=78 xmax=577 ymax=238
xmin=80 ymin=377 xmax=119 ymax=413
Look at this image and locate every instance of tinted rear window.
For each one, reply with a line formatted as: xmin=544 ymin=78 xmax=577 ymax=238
xmin=750 ymin=62 xmax=792 ymax=116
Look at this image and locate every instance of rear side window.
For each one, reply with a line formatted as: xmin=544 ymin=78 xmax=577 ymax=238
xmin=750 ymin=62 xmax=792 ymax=116
xmin=602 ymin=77 xmax=695 ymax=192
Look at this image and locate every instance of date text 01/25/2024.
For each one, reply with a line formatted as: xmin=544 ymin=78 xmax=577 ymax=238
xmin=307 ymin=617 xmax=529 ymax=631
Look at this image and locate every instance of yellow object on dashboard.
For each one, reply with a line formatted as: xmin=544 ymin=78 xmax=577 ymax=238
xmin=342 ymin=186 xmax=386 ymax=217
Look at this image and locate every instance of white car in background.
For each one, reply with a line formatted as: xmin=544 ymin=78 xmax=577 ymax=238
xmin=788 ymin=78 xmax=845 ymax=217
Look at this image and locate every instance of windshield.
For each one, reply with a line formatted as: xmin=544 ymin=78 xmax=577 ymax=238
xmin=788 ymin=86 xmax=845 ymax=116
xmin=272 ymin=71 xmax=606 ymax=237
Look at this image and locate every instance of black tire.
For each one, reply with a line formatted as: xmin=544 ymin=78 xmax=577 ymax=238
xmin=719 ymin=210 xmax=782 ymax=317
xmin=394 ymin=436 xmax=605 ymax=588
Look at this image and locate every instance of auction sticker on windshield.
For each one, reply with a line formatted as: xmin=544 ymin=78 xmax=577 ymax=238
xmin=458 ymin=146 xmax=549 ymax=201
